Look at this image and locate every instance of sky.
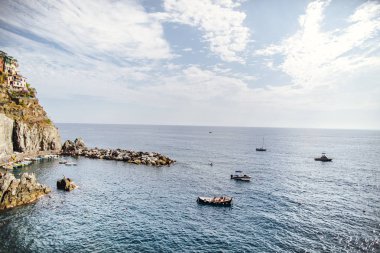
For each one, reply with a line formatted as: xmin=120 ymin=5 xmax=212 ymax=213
xmin=0 ymin=0 xmax=379 ymax=129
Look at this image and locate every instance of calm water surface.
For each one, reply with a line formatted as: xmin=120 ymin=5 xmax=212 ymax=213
xmin=1 ymin=124 xmax=379 ymax=252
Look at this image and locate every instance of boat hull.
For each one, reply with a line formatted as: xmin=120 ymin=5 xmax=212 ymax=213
xmin=256 ymin=148 xmax=266 ymax=152
xmin=231 ymin=176 xmax=251 ymax=181
xmin=233 ymin=177 xmax=250 ymax=182
xmin=197 ymin=197 xmax=232 ymax=206
xmin=314 ymin=158 xmax=332 ymax=162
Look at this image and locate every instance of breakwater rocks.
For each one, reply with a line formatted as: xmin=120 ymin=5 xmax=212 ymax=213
xmin=61 ymin=138 xmax=175 ymax=166
xmin=0 ymin=172 xmax=51 ymax=210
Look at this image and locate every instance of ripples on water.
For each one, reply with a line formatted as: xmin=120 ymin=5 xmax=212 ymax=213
xmin=1 ymin=125 xmax=379 ymax=252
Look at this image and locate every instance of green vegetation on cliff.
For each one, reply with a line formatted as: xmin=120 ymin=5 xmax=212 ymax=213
xmin=0 ymin=77 xmax=51 ymax=125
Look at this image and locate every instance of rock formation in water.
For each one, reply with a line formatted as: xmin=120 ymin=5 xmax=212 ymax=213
xmin=0 ymin=51 xmax=61 ymax=161
xmin=57 ymin=176 xmax=77 ymax=191
xmin=62 ymin=138 xmax=175 ymax=166
xmin=0 ymin=172 xmax=51 ymax=210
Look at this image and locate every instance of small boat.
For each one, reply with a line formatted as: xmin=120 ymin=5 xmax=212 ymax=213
xmin=230 ymin=171 xmax=251 ymax=181
xmin=197 ymin=196 xmax=232 ymax=206
xmin=314 ymin=153 xmax=332 ymax=162
xmin=13 ymin=163 xmax=23 ymax=169
xmin=1 ymin=163 xmax=13 ymax=170
xmin=4 ymin=165 xmax=13 ymax=170
xmin=32 ymin=157 xmax=43 ymax=161
xmin=44 ymin=154 xmax=58 ymax=159
xmin=65 ymin=162 xmax=77 ymax=166
xmin=59 ymin=161 xmax=68 ymax=164
xmin=256 ymin=137 xmax=266 ymax=152
xmin=20 ymin=161 xmax=32 ymax=166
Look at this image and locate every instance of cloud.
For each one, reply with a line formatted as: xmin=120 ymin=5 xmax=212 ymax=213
xmin=0 ymin=0 xmax=251 ymax=64
xmin=255 ymin=0 xmax=380 ymax=88
xmin=162 ymin=0 xmax=250 ymax=63
xmin=150 ymin=65 xmax=250 ymax=100
xmin=1 ymin=0 xmax=379 ymax=128
xmin=0 ymin=0 xmax=172 ymax=61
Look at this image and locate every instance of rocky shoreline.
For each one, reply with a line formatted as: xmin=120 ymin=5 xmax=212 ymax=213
xmin=61 ymin=138 xmax=175 ymax=167
xmin=0 ymin=138 xmax=176 ymax=210
xmin=0 ymin=172 xmax=51 ymax=210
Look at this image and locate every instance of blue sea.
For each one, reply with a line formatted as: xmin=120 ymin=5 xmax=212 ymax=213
xmin=1 ymin=124 xmax=380 ymax=252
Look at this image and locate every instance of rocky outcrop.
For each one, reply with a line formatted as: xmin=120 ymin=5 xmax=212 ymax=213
xmin=1 ymin=112 xmax=61 ymax=159
xmin=0 ymin=172 xmax=51 ymax=210
xmin=0 ymin=114 xmax=14 ymax=158
xmin=57 ymin=177 xmax=77 ymax=191
xmin=61 ymin=138 xmax=175 ymax=167
xmin=0 ymin=52 xmax=62 ymax=156
xmin=62 ymin=138 xmax=84 ymax=153
xmin=12 ymin=120 xmax=61 ymax=153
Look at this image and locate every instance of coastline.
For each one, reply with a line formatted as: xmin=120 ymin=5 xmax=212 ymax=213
xmin=0 ymin=150 xmax=60 ymax=171
xmin=0 ymin=136 xmax=176 ymax=211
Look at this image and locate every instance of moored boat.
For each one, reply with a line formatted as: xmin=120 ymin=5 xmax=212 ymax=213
xmin=197 ymin=196 xmax=232 ymax=206
xmin=44 ymin=154 xmax=59 ymax=159
xmin=20 ymin=161 xmax=32 ymax=166
xmin=256 ymin=137 xmax=266 ymax=152
xmin=230 ymin=171 xmax=251 ymax=181
xmin=314 ymin=153 xmax=332 ymax=162
xmin=32 ymin=157 xmax=43 ymax=161
xmin=1 ymin=163 xmax=13 ymax=170
xmin=13 ymin=163 xmax=23 ymax=169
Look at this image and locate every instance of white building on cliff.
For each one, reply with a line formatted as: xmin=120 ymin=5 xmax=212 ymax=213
xmin=0 ymin=51 xmax=27 ymax=91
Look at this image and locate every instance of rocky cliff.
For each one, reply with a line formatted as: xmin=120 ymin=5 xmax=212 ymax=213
xmin=0 ymin=114 xmax=13 ymax=158
xmin=0 ymin=52 xmax=58 ymax=210
xmin=0 ymin=68 xmax=61 ymax=158
xmin=12 ymin=120 xmax=61 ymax=153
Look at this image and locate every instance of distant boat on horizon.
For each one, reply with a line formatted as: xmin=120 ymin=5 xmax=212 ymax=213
xmin=256 ymin=137 xmax=266 ymax=152
xmin=314 ymin=153 xmax=332 ymax=162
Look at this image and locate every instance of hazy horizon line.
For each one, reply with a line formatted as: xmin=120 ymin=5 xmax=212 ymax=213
xmin=55 ymin=122 xmax=380 ymax=132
